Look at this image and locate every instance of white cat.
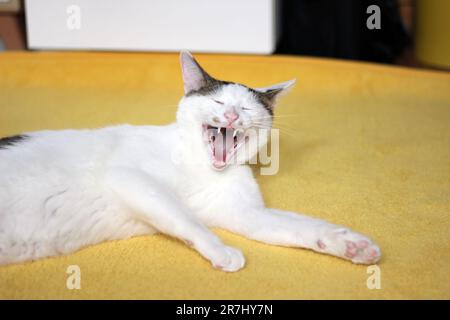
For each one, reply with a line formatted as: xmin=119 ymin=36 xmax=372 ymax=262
xmin=0 ymin=52 xmax=380 ymax=271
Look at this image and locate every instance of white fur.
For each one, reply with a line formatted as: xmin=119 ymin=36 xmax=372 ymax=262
xmin=0 ymin=52 xmax=380 ymax=270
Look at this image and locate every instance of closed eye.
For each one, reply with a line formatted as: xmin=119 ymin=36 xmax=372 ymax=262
xmin=213 ymin=99 xmax=224 ymax=105
xmin=242 ymin=107 xmax=251 ymax=111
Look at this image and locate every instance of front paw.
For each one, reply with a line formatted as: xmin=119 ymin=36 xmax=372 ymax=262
xmin=210 ymin=245 xmax=246 ymax=272
xmin=317 ymin=228 xmax=381 ymax=265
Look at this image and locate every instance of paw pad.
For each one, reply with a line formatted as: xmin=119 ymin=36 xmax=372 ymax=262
xmin=317 ymin=240 xmax=326 ymax=249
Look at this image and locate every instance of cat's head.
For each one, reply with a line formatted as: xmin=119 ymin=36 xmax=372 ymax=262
xmin=177 ymin=51 xmax=295 ymax=171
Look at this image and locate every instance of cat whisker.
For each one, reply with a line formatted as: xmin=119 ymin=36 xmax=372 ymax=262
xmin=252 ymin=114 xmax=302 ymax=120
xmin=253 ymin=123 xmax=298 ymax=138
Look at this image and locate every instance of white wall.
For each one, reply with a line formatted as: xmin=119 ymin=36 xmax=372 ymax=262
xmin=26 ymin=0 xmax=278 ymax=54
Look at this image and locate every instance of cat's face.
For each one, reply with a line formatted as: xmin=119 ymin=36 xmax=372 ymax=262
xmin=177 ymin=52 xmax=294 ymax=171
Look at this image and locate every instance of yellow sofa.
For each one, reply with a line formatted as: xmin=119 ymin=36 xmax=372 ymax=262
xmin=0 ymin=52 xmax=449 ymax=299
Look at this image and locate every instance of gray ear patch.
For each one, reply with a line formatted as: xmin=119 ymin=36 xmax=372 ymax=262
xmin=0 ymin=134 xmax=29 ymax=150
xmin=250 ymin=89 xmax=275 ymax=116
xmin=185 ymin=79 xmax=234 ymax=97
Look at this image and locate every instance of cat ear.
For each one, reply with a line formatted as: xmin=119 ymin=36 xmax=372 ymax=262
xmin=254 ymin=79 xmax=296 ymax=104
xmin=180 ymin=51 xmax=214 ymax=94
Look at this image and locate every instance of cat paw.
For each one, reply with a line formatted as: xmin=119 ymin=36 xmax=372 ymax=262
xmin=317 ymin=228 xmax=381 ymax=265
xmin=210 ymin=246 xmax=245 ymax=272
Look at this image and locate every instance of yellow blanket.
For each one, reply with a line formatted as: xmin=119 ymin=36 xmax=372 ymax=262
xmin=0 ymin=52 xmax=449 ymax=299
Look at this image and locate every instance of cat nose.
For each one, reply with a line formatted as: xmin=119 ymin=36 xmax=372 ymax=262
xmin=224 ymin=111 xmax=239 ymax=123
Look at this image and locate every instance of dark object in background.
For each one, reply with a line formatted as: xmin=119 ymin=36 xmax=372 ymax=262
xmin=277 ymin=0 xmax=411 ymax=63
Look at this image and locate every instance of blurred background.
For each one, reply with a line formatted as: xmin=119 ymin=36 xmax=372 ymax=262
xmin=0 ymin=0 xmax=449 ymax=71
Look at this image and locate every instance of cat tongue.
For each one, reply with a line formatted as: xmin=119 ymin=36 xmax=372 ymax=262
xmin=213 ymin=129 xmax=234 ymax=167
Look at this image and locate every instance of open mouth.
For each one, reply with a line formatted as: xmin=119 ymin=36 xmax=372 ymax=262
xmin=202 ymin=124 xmax=247 ymax=170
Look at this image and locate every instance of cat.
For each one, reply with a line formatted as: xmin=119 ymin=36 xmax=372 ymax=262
xmin=0 ymin=52 xmax=380 ymax=271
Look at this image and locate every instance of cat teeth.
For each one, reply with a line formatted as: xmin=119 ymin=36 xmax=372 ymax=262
xmin=217 ymin=127 xmax=221 ymax=134
xmin=233 ymin=130 xmax=238 ymax=138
